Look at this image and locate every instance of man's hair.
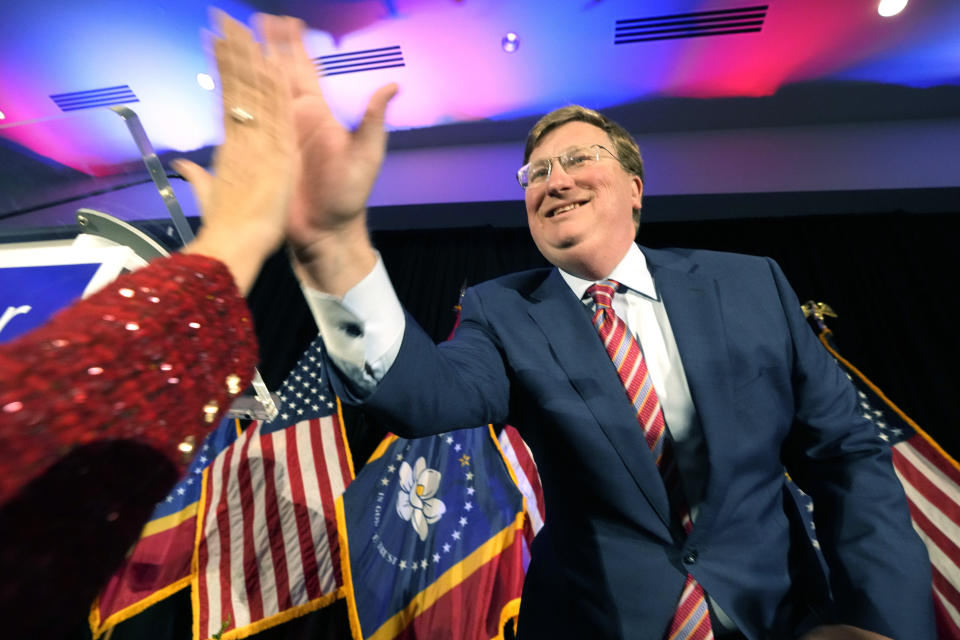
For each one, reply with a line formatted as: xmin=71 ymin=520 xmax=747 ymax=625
xmin=523 ymin=105 xmax=644 ymax=182
xmin=523 ymin=105 xmax=644 ymax=226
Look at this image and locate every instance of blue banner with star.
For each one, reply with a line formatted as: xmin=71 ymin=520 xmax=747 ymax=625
xmin=337 ymin=426 xmax=526 ymax=639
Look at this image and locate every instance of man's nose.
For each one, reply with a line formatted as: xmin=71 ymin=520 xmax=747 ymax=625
xmin=545 ymin=159 xmax=575 ymax=192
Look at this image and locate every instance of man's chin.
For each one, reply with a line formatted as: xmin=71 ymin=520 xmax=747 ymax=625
xmin=543 ymin=243 xmax=592 ymax=273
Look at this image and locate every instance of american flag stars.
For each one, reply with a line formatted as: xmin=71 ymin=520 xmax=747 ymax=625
xmin=855 ymin=390 xmax=907 ymax=447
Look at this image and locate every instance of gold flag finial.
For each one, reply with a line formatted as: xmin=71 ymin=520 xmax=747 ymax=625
xmin=801 ymin=301 xmax=838 ymax=331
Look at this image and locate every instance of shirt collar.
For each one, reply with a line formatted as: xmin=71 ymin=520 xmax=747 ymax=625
xmin=559 ymin=243 xmax=659 ymax=302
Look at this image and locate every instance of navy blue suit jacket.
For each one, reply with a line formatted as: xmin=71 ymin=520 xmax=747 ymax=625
xmin=331 ymin=246 xmax=934 ymax=639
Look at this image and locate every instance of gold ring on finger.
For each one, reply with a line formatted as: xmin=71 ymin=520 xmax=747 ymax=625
xmin=229 ymin=106 xmax=255 ymax=124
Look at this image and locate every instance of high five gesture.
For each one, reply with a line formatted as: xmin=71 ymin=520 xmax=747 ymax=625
xmin=258 ymin=14 xmax=398 ymax=295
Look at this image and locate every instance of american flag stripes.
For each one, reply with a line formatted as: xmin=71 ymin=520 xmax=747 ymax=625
xmin=91 ymin=417 xmax=241 ymax=638
xmin=818 ymin=331 xmax=960 ymax=639
xmin=497 ymin=425 xmax=545 ymax=539
xmin=193 ymin=338 xmax=353 ymax=640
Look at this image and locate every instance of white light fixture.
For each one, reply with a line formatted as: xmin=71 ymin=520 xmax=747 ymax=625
xmin=501 ymin=32 xmax=519 ymax=53
xmin=0 ymin=110 xmax=5 ymax=120
xmin=196 ymin=72 xmax=215 ymax=91
xmin=878 ymin=0 xmax=908 ymax=17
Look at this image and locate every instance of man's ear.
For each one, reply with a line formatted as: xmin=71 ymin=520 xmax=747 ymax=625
xmin=631 ymin=176 xmax=643 ymax=211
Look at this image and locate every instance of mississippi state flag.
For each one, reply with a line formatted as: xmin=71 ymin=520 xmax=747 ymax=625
xmin=338 ymin=426 xmax=526 ymax=639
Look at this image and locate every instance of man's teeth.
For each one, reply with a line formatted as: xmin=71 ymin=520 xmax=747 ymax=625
xmin=553 ymin=203 xmax=581 ymax=215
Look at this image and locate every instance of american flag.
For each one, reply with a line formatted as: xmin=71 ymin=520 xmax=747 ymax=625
xmin=194 ymin=338 xmax=354 ymax=639
xmin=818 ymin=332 xmax=960 ymax=638
xmin=497 ymin=425 xmax=545 ymax=540
xmin=92 ymin=418 xmax=240 ymax=638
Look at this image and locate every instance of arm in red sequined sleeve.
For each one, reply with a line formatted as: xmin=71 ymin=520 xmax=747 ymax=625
xmin=0 ymin=253 xmax=259 ymax=504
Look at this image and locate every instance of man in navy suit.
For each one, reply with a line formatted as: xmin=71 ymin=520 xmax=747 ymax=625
xmin=260 ymin=15 xmax=934 ymax=639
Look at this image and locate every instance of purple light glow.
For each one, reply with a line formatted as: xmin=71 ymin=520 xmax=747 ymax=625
xmin=0 ymin=0 xmax=957 ymax=181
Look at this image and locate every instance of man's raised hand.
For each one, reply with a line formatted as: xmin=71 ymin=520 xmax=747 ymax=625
xmin=257 ymin=14 xmax=398 ymax=294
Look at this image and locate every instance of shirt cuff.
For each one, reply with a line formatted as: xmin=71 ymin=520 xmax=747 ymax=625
xmin=299 ymin=253 xmax=405 ymax=391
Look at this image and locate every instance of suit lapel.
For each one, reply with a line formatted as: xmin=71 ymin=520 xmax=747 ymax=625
xmin=644 ymin=248 xmax=736 ymax=541
xmin=526 ymin=269 xmax=673 ymax=531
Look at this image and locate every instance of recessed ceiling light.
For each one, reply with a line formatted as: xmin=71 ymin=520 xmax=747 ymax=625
xmin=196 ymin=72 xmax=215 ymax=91
xmin=878 ymin=0 xmax=908 ymax=17
xmin=502 ymin=32 xmax=519 ymax=53
xmin=0 ymin=110 xmax=5 ymax=120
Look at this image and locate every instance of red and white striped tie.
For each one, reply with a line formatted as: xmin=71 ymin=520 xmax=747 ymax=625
xmin=586 ymin=279 xmax=713 ymax=640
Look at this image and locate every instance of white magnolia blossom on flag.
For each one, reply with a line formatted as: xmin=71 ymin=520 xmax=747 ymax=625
xmin=396 ymin=457 xmax=446 ymax=541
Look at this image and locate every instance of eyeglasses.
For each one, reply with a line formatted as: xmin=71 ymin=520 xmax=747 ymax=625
xmin=516 ymin=144 xmax=619 ymax=189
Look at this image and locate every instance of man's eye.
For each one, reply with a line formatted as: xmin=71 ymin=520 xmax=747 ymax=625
xmin=566 ymin=153 xmax=591 ymax=167
xmin=529 ymin=165 xmax=550 ymax=181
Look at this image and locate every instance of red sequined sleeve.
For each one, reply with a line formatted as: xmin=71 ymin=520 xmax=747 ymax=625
xmin=0 ymin=253 xmax=259 ymax=504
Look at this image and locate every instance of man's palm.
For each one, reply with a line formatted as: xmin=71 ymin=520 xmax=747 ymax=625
xmin=258 ymin=13 xmax=397 ymax=252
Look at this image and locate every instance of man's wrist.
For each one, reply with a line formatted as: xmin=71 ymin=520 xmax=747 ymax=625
xmin=290 ymin=219 xmax=378 ymax=296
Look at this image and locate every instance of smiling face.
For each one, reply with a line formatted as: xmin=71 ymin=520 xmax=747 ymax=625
xmin=524 ymin=121 xmax=643 ymax=280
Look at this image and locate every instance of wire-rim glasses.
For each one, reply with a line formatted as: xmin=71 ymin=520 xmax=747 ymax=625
xmin=516 ymin=144 xmax=618 ymax=189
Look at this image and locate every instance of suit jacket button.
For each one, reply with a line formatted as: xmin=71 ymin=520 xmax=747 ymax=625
xmin=683 ymin=550 xmax=698 ymax=565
